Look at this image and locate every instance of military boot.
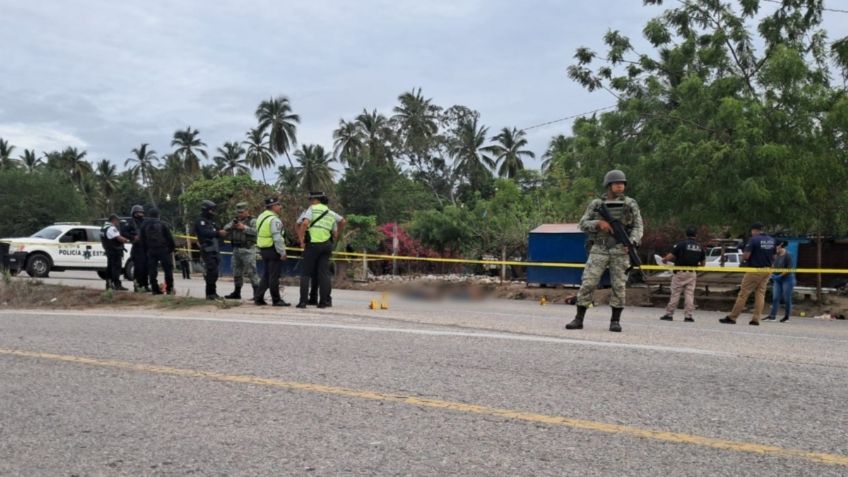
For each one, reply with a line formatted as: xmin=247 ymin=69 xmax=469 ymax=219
xmin=610 ymin=307 xmax=623 ymax=332
xmin=565 ymin=305 xmax=587 ymax=330
xmin=224 ymin=285 xmax=242 ymax=300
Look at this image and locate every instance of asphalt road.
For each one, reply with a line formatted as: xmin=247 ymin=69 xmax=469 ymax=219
xmin=1 ymin=271 xmax=846 ymax=475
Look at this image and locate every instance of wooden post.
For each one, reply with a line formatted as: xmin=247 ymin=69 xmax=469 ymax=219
xmin=816 ymin=233 xmax=823 ymax=304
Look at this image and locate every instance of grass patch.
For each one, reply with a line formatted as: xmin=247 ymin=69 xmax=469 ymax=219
xmin=0 ymin=279 xmax=240 ymax=310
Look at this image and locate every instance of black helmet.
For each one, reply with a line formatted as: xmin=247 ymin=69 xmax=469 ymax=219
xmin=131 ymin=204 xmax=144 ymax=215
xmin=200 ymin=200 xmax=217 ymax=212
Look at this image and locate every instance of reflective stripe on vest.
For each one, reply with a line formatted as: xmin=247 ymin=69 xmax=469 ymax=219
xmin=308 ymin=204 xmax=334 ymax=243
xmin=256 ymin=210 xmax=277 ymax=248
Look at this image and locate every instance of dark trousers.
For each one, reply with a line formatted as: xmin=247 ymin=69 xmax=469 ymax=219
xmin=257 ymin=247 xmax=283 ymax=303
xmin=180 ymin=260 xmax=191 ymax=279
xmin=148 ymin=249 xmax=174 ymax=293
xmin=300 ymin=241 xmax=333 ymax=305
xmin=201 ymin=252 xmax=219 ymax=297
xmin=131 ymin=247 xmax=148 ymax=288
xmin=106 ymin=249 xmax=123 ymax=288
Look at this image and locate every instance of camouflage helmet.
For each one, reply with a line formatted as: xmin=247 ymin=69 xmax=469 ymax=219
xmin=131 ymin=204 xmax=144 ymax=215
xmin=603 ymin=169 xmax=627 ymax=188
xmin=200 ymin=200 xmax=217 ymax=212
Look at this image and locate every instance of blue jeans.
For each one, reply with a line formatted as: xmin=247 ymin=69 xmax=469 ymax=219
xmin=769 ymin=275 xmax=795 ymax=318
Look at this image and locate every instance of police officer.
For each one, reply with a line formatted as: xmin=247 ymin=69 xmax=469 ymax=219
xmin=296 ymin=192 xmax=346 ymax=308
xmin=140 ymin=207 xmax=176 ymax=295
xmin=195 ymin=200 xmax=227 ymax=300
xmin=102 ymin=214 xmax=130 ymax=291
xmin=124 ymin=205 xmax=149 ymax=292
xmin=659 ymin=226 xmax=705 ymax=322
xmin=720 ymin=223 xmax=775 ymax=326
xmin=297 ymin=194 xmax=338 ymax=305
xmin=566 ymin=169 xmax=643 ymax=332
xmin=254 ymin=197 xmax=290 ymax=306
xmin=223 ymin=202 xmax=260 ymax=300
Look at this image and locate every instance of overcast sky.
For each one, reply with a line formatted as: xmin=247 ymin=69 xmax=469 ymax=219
xmin=1 ymin=1 xmax=846 ymax=174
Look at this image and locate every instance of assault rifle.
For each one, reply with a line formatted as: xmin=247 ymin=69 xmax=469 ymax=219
xmin=596 ymin=203 xmax=645 ymax=280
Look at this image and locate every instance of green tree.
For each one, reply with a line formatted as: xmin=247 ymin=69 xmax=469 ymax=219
xmin=488 ymin=127 xmax=534 ymax=179
xmin=294 ymin=144 xmax=336 ymax=193
xmin=125 ymin=143 xmax=159 ymax=206
xmin=94 ymin=159 xmax=119 ymax=216
xmin=256 ymin=96 xmax=300 ymax=167
xmin=171 ymin=127 xmax=208 ymax=176
xmin=332 ymin=119 xmax=363 ymax=165
xmin=450 ymin=117 xmax=494 ymax=190
xmin=243 ymin=127 xmax=275 ymax=183
xmin=0 ymin=138 xmax=18 ymax=171
xmin=19 ymin=149 xmax=43 ymax=173
xmin=213 ymin=141 xmax=249 ymax=177
xmin=355 ymin=109 xmax=394 ymax=167
xmin=0 ymin=169 xmax=89 ymax=237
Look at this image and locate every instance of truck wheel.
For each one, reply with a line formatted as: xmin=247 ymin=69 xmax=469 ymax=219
xmin=124 ymin=261 xmax=134 ymax=281
xmin=26 ymin=254 xmax=51 ymax=278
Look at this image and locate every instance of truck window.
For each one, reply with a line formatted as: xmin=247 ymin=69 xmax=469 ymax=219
xmin=60 ymin=229 xmax=88 ymax=243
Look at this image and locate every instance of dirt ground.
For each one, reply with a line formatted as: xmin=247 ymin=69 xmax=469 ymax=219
xmin=0 ymin=279 xmax=239 ymax=310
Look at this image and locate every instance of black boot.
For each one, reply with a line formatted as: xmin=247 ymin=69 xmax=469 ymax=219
xmin=224 ymin=285 xmax=242 ymax=300
xmin=610 ymin=307 xmax=623 ymax=332
xmin=566 ymin=306 xmax=587 ymax=330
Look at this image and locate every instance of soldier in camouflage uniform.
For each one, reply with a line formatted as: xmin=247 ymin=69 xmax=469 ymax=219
xmin=223 ymin=202 xmax=260 ymax=300
xmin=566 ymin=169 xmax=643 ymax=332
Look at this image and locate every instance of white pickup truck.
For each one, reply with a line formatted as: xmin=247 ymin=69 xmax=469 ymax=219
xmin=0 ymin=223 xmax=133 ymax=279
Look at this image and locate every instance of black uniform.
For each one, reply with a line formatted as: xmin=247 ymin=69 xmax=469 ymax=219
xmin=671 ymin=238 xmax=706 ymax=268
xmin=101 ymin=223 xmax=126 ymax=290
xmin=124 ymin=216 xmax=149 ymax=290
xmin=141 ymin=218 xmax=176 ymax=294
xmin=195 ymin=213 xmax=222 ymax=298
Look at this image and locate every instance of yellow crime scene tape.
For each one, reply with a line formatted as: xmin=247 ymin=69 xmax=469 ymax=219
xmin=172 ymin=235 xmax=848 ymax=275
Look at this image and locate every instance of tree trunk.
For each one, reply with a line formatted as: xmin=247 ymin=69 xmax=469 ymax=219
xmin=500 ymin=245 xmax=507 ymax=283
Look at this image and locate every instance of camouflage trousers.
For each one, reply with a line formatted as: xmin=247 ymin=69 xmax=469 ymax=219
xmin=232 ymin=247 xmax=260 ymax=288
xmin=577 ymin=251 xmax=630 ymax=308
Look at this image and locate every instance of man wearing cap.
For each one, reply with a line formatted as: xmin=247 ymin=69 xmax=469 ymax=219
xmin=720 ymin=223 xmax=775 ymax=326
xmin=102 ymin=214 xmax=130 ymax=291
xmin=565 ymin=169 xmax=643 ymax=332
xmin=296 ymin=192 xmax=346 ymax=308
xmin=297 ymin=194 xmax=338 ymax=305
xmin=195 ymin=200 xmax=227 ymax=300
xmin=223 ymin=202 xmax=260 ymax=300
xmin=659 ymin=226 xmax=706 ymax=322
xmin=254 ymin=197 xmax=290 ymax=306
xmin=124 ymin=205 xmax=150 ymax=292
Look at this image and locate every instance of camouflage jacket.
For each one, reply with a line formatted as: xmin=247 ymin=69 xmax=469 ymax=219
xmin=579 ymin=196 xmax=644 ymax=253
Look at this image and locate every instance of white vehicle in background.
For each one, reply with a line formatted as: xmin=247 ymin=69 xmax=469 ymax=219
xmin=0 ymin=223 xmax=133 ymax=279
xmin=705 ymin=251 xmax=744 ymax=268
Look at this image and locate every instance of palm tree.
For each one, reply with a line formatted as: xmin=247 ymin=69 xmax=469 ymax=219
xmin=275 ymin=165 xmax=300 ymax=192
xmin=393 ymin=88 xmax=440 ymax=164
xmin=332 ymin=119 xmax=363 ymax=165
xmin=0 ymin=138 xmax=18 ymax=171
xmin=542 ymin=134 xmax=574 ymax=172
xmin=488 ymin=127 xmax=535 ymax=179
xmin=62 ymin=147 xmax=94 ymax=193
xmin=171 ymin=127 xmax=208 ymax=175
xmin=126 ymin=143 xmax=160 ymax=206
xmin=255 ymin=96 xmax=300 ymax=167
xmin=450 ymin=118 xmax=495 ymax=182
xmin=294 ymin=144 xmax=336 ymax=193
xmin=95 ymin=159 xmax=119 ymax=214
xmin=243 ymin=127 xmax=275 ymax=183
xmin=355 ymin=109 xmax=394 ymax=166
xmin=213 ymin=141 xmax=249 ymax=176
xmin=19 ymin=149 xmax=43 ymax=173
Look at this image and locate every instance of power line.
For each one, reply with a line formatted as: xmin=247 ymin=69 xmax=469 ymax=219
xmin=522 ymin=105 xmax=617 ymax=131
xmin=761 ymin=0 xmax=848 ymax=14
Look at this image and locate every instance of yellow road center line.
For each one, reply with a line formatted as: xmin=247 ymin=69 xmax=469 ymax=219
xmin=2 ymin=347 xmax=846 ymax=466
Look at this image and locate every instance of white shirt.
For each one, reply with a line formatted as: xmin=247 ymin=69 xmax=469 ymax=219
xmin=106 ymin=225 xmax=121 ymax=240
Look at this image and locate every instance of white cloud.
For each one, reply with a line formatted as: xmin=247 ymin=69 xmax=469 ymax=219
xmin=0 ymin=124 xmax=88 ymax=153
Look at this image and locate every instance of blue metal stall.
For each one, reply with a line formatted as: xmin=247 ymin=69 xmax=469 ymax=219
xmin=527 ymin=224 xmax=608 ymax=286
